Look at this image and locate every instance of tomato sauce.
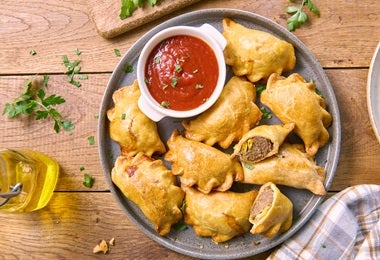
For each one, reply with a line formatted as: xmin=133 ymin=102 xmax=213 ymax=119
xmin=145 ymin=35 xmax=219 ymax=111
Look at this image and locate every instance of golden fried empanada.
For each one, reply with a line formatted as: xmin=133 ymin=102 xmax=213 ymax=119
xmin=249 ymin=182 xmax=293 ymax=238
xmin=241 ymin=143 xmax=326 ymax=195
xmin=261 ymin=73 xmax=332 ymax=156
xmin=111 ymin=152 xmax=184 ymax=236
xmin=182 ymin=76 xmax=262 ymax=149
xmin=184 ymin=187 xmax=258 ymax=243
xmin=165 ymin=130 xmax=243 ymax=193
xmin=222 ymin=18 xmax=296 ymax=83
xmin=232 ymin=123 xmax=295 ymax=163
xmin=107 ymin=80 xmax=166 ymax=157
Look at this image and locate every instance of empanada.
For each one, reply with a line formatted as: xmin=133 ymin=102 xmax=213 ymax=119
xmin=261 ymin=73 xmax=333 ymax=156
xmin=184 ymin=187 xmax=258 ymax=243
xmin=182 ymin=76 xmax=262 ymax=149
xmin=249 ymin=182 xmax=293 ymax=238
xmin=222 ymin=18 xmax=296 ymax=83
xmin=111 ymin=152 xmax=184 ymax=236
xmin=107 ymin=80 xmax=166 ymax=157
xmin=232 ymin=123 xmax=295 ymax=164
xmin=165 ymin=130 xmax=244 ymax=193
xmin=241 ymin=143 xmax=326 ymax=195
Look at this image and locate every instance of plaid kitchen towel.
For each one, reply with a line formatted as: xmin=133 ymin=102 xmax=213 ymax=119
xmin=268 ymin=184 xmax=380 ymax=260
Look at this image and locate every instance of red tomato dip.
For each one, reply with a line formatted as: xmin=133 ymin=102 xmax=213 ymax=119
xmin=145 ymin=35 xmax=219 ymax=111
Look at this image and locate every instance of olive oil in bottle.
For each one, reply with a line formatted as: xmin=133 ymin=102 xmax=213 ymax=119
xmin=0 ymin=149 xmax=60 ymax=213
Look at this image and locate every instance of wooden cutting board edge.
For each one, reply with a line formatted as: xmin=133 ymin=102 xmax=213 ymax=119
xmin=86 ymin=0 xmax=202 ymax=39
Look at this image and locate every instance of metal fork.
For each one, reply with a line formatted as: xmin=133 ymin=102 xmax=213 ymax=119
xmin=0 ymin=183 xmax=23 ymax=207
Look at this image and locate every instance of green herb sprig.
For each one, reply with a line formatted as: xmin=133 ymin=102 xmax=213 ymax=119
xmin=285 ymin=0 xmax=320 ymax=31
xmin=2 ymin=76 xmax=74 ymax=133
xmin=120 ymin=0 xmax=158 ymax=20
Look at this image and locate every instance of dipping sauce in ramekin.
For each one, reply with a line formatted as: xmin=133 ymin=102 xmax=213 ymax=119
xmin=137 ymin=24 xmax=226 ymax=122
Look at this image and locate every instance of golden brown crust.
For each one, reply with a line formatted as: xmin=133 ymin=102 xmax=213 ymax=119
xmin=222 ymin=18 xmax=296 ymax=83
xmin=107 ymin=80 xmax=166 ymax=157
xmin=182 ymin=76 xmax=262 ymax=149
xmin=111 ymin=152 xmax=184 ymax=236
xmin=261 ymin=73 xmax=332 ymax=156
xmin=184 ymin=187 xmax=258 ymax=243
xmin=165 ymin=130 xmax=244 ymax=193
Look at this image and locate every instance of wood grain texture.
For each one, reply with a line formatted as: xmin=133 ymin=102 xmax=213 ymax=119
xmin=1 ymin=0 xmax=380 ymax=75
xmin=1 ymin=0 xmax=380 ymax=258
xmin=86 ymin=0 xmax=201 ymax=38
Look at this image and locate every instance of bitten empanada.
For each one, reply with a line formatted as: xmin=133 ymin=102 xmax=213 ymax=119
xmin=222 ymin=18 xmax=296 ymax=83
xmin=232 ymin=123 xmax=295 ymax=164
xmin=107 ymin=80 xmax=166 ymax=157
xmin=111 ymin=152 xmax=184 ymax=236
xmin=249 ymin=182 xmax=293 ymax=238
xmin=261 ymin=73 xmax=333 ymax=156
xmin=241 ymin=143 xmax=326 ymax=195
xmin=165 ymin=130 xmax=243 ymax=194
xmin=184 ymin=187 xmax=258 ymax=243
xmin=182 ymin=76 xmax=262 ymax=149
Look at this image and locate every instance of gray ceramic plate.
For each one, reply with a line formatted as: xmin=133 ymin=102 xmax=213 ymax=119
xmin=98 ymin=9 xmax=341 ymax=259
xmin=367 ymin=41 xmax=380 ymax=144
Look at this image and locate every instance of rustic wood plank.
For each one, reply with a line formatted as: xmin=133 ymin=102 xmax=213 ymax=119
xmin=0 ymin=192 xmax=193 ymax=259
xmin=1 ymin=0 xmax=380 ymax=75
xmin=86 ymin=0 xmax=201 ymax=38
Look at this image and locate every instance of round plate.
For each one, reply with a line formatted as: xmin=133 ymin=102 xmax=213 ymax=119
xmin=98 ymin=9 xmax=341 ymax=259
xmin=367 ymin=42 xmax=380 ymax=144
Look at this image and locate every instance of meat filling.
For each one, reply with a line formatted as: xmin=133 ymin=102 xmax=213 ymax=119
xmin=250 ymin=185 xmax=273 ymax=218
xmin=239 ymin=136 xmax=273 ymax=163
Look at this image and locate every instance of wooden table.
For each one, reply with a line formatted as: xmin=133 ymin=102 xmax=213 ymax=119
xmin=1 ymin=0 xmax=380 ymax=259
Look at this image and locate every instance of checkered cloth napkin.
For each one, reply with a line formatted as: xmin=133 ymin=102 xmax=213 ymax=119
xmin=267 ymin=184 xmax=380 ymax=259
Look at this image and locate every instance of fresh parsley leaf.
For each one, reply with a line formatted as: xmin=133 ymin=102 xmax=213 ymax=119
xmin=124 ymin=64 xmax=134 ymax=73
xmin=114 ymin=49 xmax=121 ymax=57
xmin=83 ymin=173 xmax=94 ymax=188
xmin=2 ymin=76 xmax=74 ymax=134
xmin=120 ymin=0 xmax=159 ymax=20
xmin=29 ymin=50 xmax=37 ymax=56
xmin=87 ymin=135 xmax=95 ymax=145
xmin=286 ymin=0 xmax=320 ymax=31
xmin=62 ymin=52 xmax=87 ymax=87
xmin=75 ymin=48 xmax=82 ymax=55
xmin=260 ymin=106 xmax=272 ymax=119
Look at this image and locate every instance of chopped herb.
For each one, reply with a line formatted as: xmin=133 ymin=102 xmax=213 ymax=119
xmin=256 ymin=84 xmax=266 ymax=95
xmin=173 ymin=222 xmax=188 ymax=231
xmin=243 ymin=162 xmax=255 ymax=170
xmin=80 ymin=166 xmax=85 ymax=171
xmin=285 ymin=0 xmax=320 ymax=31
xmin=260 ymin=106 xmax=272 ymax=119
xmin=94 ymin=114 xmax=99 ymax=119
xmin=321 ymin=244 xmax=326 ymax=248
xmin=2 ymin=76 xmax=74 ymax=134
xmin=171 ymin=76 xmax=178 ymax=87
xmin=114 ymin=49 xmax=121 ymax=57
xmin=62 ymin=55 xmax=83 ymax=87
xmin=195 ymin=84 xmax=204 ymax=89
xmin=121 ymin=113 xmax=126 ymax=120
xmin=161 ymin=101 xmax=170 ymax=108
xmin=108 ymin=150 xmax=114 ymax=158
xmin=83 ymin=173 xmax=94 ymax=188
xmin=75 ymin=48 xmax=82 ymax=55
xmin=175 ymin=64 xmax=182 ymax=73
xmin=154 ymin=56 xmax=161 ymax=64
xmin=144 ymin=77 xmax=149 ymax=84
xmin=29 ymin=50 xmax=37 ymax=56
xmin=120 ymin=0 xmax=158 ymax=20
xmin=124 ymin=64 xmax=133 ymax=73
xmin=87 ymin=135 xmax=95 ymax=145
xmin=42 ymin=75 xmax=49 ymax=87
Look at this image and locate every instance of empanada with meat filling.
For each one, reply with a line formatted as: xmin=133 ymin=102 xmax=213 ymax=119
xmin=107 ymin=80 xmax=166 ymax=157
xmin=232 ymin=123 xmax=295 ymax=164
xmin=182 ymin=76 xmax=262 ymax=149
xmin=249 ymin=182 xmax=293 ymax=238
xmin=165 ymin=130 xmax=244 ymax=194
xmin=184 ymin=187 xmax=258 ymax=243
xmin=241 ymin=143 xmax=326 ymax=195
xmin=261 ymin=73 xmax=332 ymax=156
xmin=111 ymin=152 xmax=184 ymax=236
xmin=222 ymin=18 xmax=296 ymax=83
